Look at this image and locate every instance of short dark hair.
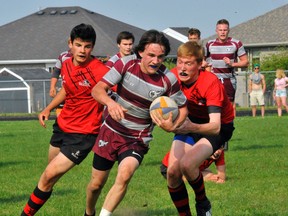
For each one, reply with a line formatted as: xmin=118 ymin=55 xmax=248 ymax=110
xmin=216 ymin=19 xmax=230 ymax=27
xmin=116 ymin=31 xmax=135 ymax=44
xmin=134 ymin=29 xmax=171 ymax=57
xmin=70 ymin=23 xmax=96 ymax=46
xmin=188 ymin=28 xmax=201 ymax=38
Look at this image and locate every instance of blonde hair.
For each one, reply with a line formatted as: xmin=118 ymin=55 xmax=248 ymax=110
xmin=276 ymin=69 xmax=286 ymax=79
xmin=177 ymin=41 xmax=203 ymax=63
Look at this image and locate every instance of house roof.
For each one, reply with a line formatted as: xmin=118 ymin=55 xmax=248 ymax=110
xmin=163 ymin=27 xmax=189 ymax=43
xmin=0 ymin=6 xmax=182 ymax=61
xmin=170 ymin=27 xmax=190 ymax=37
xmin=203 ymin=4 xmax=288 ymax=47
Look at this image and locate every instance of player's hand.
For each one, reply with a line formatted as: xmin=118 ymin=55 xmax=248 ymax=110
xmin=38 ymin=109 xmax=50 ymax=128
xmin=49 ymin=88 xmax=57 ymax=98
xmin=173 ymin=117 xmax=193 ymax=134
xmin=223 ymin=57 xmax=232 ymax=67
xmin=151 ymin=111 xmax=174 ymax=132
xmin=107 ymin=101 xmax=127 ymax=122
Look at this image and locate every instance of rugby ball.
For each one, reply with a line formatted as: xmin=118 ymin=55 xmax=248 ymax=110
xmin=149 ymin=96 xmax=179 ymax=121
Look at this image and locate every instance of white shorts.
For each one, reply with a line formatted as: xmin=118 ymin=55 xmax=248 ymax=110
xmin=250 ymin=89 xmax=265 ymax=106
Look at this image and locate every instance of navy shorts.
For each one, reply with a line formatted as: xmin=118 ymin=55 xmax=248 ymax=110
xmin=50 ymin=121 xmax=97 ymax=165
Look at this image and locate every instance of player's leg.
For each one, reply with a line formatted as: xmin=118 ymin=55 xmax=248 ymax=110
xmin=48 ymin=144 xmax=60 ymax=163
xmin=85 ymin=154 xmax=113 ymax=216
xmin=21 ymin=153 xmax=75 ymax=216
xmin=48 ymin=120 xmax=63 ymax=163
xmin=167 ymin=139 xmax=192 ymax=216
xmin=182 ymin=138 xmax=213 ymax=216
xmin=39 ymin=152 xmax=75 ymax=190
xmin=22 ymin=132 xmax=95 ymax=216
xmin=100 ymin=154 xmax=140 ymax=215
xmin=228 ymin=77 xmax=237 ymax=117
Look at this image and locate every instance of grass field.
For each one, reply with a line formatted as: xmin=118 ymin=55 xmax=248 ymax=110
xmin=0 ymin=115 xmax=287 ymax=216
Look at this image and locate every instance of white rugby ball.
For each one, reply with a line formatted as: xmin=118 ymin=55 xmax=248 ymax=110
xmin=149 ymin=96 xmax=179 ymax=121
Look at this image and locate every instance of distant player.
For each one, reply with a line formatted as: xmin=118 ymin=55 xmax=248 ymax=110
xmin=105 ymin=31 xmax=134 ymax=68
xmin=205 ymin=19 xmax=249 ymax=115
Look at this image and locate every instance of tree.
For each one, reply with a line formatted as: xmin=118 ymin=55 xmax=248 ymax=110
xmin=260 ymin=47 xmax=288 ymax=91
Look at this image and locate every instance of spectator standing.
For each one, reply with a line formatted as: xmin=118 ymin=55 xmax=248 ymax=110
xmin=249 ymin=63 xmax=266 ymax=117
xmin=273 ymin=68 xmax=288 ymax=116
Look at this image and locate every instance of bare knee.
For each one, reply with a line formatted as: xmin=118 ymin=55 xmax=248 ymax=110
xmin=39 ymin=169 xmax=60 ymax=191
xmin=167 ymin=165 xmax=183 ymax=187
xmin=88 ymin=177 xmax=106 ymax=192
xmin=180 ymin=159 xmax=199 ymax=180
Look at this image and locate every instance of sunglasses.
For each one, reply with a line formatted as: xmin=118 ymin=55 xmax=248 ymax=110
xmin=254 ymin=67 xmax=259 ymax=69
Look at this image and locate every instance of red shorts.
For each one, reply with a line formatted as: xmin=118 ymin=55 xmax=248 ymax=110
xmin=92 ymin=124 xmax=149 ymax=162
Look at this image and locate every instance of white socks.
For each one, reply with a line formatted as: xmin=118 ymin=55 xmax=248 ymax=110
xmin=99 ymin=208 xmax=112 ymax=216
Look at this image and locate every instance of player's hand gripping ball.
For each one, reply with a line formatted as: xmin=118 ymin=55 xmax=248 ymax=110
xmin=149 ymin=96 xmax=179 ymax=121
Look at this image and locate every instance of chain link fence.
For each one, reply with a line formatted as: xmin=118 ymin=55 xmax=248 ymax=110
xmin=1 ymin=70 xmax=287 ymax=113
xmin=0 ymin=79 xmax=61 ymax=113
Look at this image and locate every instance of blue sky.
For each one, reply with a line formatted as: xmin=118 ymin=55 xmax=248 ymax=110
xmin=1 ymin=0 xmax=287 ymax=38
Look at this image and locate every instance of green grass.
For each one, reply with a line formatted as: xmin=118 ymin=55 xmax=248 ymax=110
xmin=0 ymin=115 xmax=288 ymax=215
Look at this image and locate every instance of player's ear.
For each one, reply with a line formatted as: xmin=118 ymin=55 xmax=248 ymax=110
xmin=68 ymin=39 xmax=73 ymax=49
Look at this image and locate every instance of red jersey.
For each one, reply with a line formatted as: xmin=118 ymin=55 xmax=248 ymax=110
xmin=57 ymin=57 xmax=109 ymax=134
xmin=171 ymin=68 xmax=234 ymax=124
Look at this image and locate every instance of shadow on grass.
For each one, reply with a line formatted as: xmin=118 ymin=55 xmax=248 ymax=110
xmin=142 ymin=160 xmax=163 ymax=166
xmin=232 ymin=144 xmax=284 ymax=151
xmin=0 ymin=160 xmax=30 ymax=168
xmin=114 ymin=207 xmax=176 ymax=216
xmin=0 ymin=189 xmax=76 ymax=204
xmin=0 ymin=194 xmax=28 ymax=203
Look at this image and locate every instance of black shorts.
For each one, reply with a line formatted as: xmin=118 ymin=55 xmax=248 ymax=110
xmin=185 ymin=122 xmax=234 ymax=153
xmin=50 ymin=121 xmax=97 ymax=165
xmin=92 ymin=149 xmax=145 ymax=171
